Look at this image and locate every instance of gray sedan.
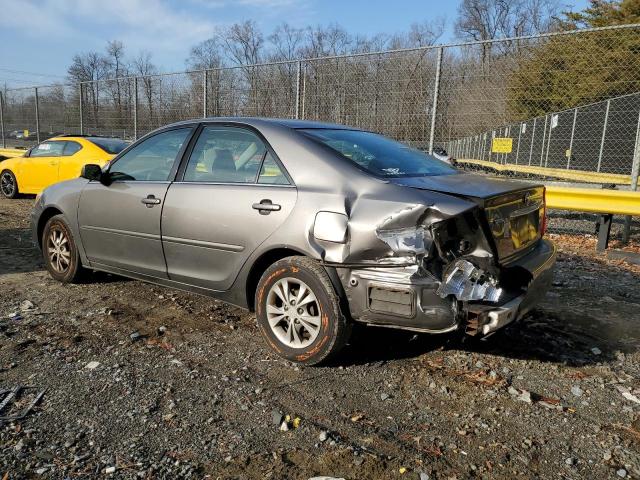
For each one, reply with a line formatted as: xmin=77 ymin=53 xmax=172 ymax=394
xmin=31 ymin=118 xmax=555 ymax=365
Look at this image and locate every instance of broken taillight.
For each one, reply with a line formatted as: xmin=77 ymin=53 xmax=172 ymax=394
xmin=540 ymin=187 xmax=548 ymax=237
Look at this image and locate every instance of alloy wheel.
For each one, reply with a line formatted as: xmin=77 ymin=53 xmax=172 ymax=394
xmin=47 ymin=227 xmax=71 ymax=273
xmin=0 ymin=172 xmax=15 ymax=197
xmin=266 ymin=277 xmax=322 ymax=349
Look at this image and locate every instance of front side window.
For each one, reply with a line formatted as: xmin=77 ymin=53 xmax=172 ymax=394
xmin=108 ymin=128 xmax=192 ymax=182
xmin=183 ymin=126 xmax=268 ymax=183
xmin=300 ymin=129 xmax=457 ymax=178
xmin=30 ymin=141 xmax=65 ymax=157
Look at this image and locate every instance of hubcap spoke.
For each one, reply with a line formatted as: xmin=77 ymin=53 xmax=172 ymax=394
xmin=299 ymin=314 xmax=321 ymax=329
xmin=296 ymin=294 xmax=315 ymax=308
xmin=290 ymin=323 xmax=302 ymax=345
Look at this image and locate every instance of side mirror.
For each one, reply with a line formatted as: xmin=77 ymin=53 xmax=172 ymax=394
xmin=24 ymin=148 xmax=32 ymax=157
xmin=81 ymin=164 xmax=102 ymax=181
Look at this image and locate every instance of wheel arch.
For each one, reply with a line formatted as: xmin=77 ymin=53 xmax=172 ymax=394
xmin=245 ymin=247 xmax=308 ymax=311
xmin=37 ymin=207 xmax=64 ymax=248
xmin=244 ymin=246 xmax=349 ymax=313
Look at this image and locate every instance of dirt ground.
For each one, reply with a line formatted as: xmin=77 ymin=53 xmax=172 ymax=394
xmin=1 ymin=197 xmax=639 ymax=479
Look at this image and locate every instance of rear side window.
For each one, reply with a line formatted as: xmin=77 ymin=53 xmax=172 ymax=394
xmin=183 ymin=126 xmax=267 ymax=183
xmin=300 ymin=129 xmax=456 ymax=178
xmin=30 ymin=141 xmax=65 ymax=157
xmin=63 ymin=141 xmax=82 ymax=156
xmin=258 ymin=153 xmax=289 ymax=185
xmin=88 ymin=137 xmax=128 ymax=154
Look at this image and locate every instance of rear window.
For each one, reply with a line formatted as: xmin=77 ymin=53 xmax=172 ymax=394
xmin=299 ymin=129 xmax=456 ymax=178
xmin=87 ymin=137 xmax=128 ymax=155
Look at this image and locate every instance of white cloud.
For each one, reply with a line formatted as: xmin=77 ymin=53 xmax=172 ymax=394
xmin=0 ymin=0 xmax=217 ymax=55
xmin=0 ymin=0 xmax=316 ymax=74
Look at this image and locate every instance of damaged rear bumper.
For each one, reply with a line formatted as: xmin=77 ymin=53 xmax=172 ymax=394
xmin=338 ymin=239 xmax=556 ymax=335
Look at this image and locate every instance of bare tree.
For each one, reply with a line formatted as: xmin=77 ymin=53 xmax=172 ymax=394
xmin=455 ymin=0 xmax=560 ymax=58
xmin=67 ymin=52 xmax=110 ymax=128
xmin=105 ymin=40 xmax=128 ymax=129
xmin=221 ymin=20 xmax=264 ymax=66
xmin=407 ymin=18 xmax=446 ymax=47
xmin=132 ymin=51 xmax=158 ymax=127
xmin=186 ymin=37 xmax=224 ymax=70
xmin=268 ymin=23 xmax=305 ymax=61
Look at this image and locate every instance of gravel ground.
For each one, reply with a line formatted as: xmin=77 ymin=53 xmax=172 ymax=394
xmin=1 ymin=197 xmax=639 ymax=479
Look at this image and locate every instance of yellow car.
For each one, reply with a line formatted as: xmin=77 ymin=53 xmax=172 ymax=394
xmin=0 ymin=136 xmax=128 ymax=199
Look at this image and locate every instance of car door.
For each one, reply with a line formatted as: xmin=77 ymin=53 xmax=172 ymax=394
xmin=161 ymin=125 xmax=297 ymax=291
xmin=21 ymin=140 xmax=65 ymax=192
xmin=56 ymin=140 xmax=84 ymax=182
xmin=77 ymin=127 xmax=194 ymax=278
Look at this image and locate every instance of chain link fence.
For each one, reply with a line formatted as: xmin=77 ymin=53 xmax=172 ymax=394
xmin=447 ymin=91 xmax=640 ymax=175
xmin=1 ymin=24 xmax=639 ymax=242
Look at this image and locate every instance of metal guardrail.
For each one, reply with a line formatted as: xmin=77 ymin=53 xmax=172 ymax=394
xmin=545 ymin=186 xmax=640 ymax=251
xmin=546 ymin=186 xmax=640 ymax=252
xmin=455 ymin=158 xmax=632 ymax=185
xmin=546 ymin=186 xmax=640 ymax=216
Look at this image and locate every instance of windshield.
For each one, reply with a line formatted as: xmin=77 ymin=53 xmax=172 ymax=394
xmin=87 ymin=137 xmax=128 ymax=155
xmin=299 ymin=129 xmax=457 ymax=178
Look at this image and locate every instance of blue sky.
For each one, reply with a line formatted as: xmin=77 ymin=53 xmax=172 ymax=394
xmin=0 ymin=0 xmax=589 ymax=88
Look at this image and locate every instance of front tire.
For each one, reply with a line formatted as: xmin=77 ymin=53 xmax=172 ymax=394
xmin=42 ymin=214 xmax=87 ymax=283
xmin=0 ymin=170 xmax=19 ymax=199
xmin=255 ymin=256 xmax=351 ymax=366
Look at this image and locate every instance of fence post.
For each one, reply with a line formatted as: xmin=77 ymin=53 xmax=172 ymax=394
xmin=545 ymin=116 xmax=553 ymax=167
xmin=539 ymin=115 xmax=548 ymax=166
xmin=515 ymin=123 xmax=522 ymax=164
xmin=505 ymin=126 xmax=511 ymax=164
xmin=34 ymin=87 xmax=40 ymax=144
xmin=133 ymin=77 xmax=138 ymax=141
xmin=79 ymin=83 xmax=84 ymax=135
xmin=428 ymin=46 xmax=443 ymax=155
xmin=528 ymin=118 xmax=537 ymax=165
xmin=295 ymin=61 xmax=301 ymax=120
xmin=0 ymin=91 xmax=5 ymax=148
xmin=567 ymin=107 xmax=577 ymax=169
xmin=597 ymin=99 xmax=610 ymax=172
xmin=483 ymin=133 xmax=487 ymax=160
xmin=489 ymin=131 xmax=494 ymax=163
xmin=203 ymin=70 xmax=208 ymax=118
xmin=622 ymin=108 xmax=640 ymax=243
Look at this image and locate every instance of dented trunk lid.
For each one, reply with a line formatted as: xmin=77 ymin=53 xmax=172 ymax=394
xmin=391 ymin=173 xmax=545 ymax=262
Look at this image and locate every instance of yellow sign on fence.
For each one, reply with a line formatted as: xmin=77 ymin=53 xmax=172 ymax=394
xmin=491 ymin=137 xmax=513 ymax=153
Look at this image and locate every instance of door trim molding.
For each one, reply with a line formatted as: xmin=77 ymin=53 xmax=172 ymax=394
xmin=80 ymin=225 xmax=161 ymax=241
xmin=162 ymin=235 xmax=244 ymax=252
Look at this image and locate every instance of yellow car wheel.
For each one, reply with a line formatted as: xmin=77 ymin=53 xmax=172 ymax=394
xmin=0 ymin=170 xmax=19 ymax=199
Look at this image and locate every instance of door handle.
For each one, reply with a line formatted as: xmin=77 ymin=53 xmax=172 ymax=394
xmin=252 ymin=199 xmax=281 ymax=215
xmin=141 ymin=195 xmax=161 ymax=207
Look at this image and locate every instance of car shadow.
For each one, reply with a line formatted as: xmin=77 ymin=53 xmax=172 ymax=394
xmin=333 ymin=308 xmax=629 ymax=368
xmin=0 ymin=227 xmax=43 ymax=275
xmin=0 ymin=226 xmax=129 ymax=283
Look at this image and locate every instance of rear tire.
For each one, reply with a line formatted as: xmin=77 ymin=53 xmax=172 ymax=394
xmin=42 ymin=214 xmax=87 ymax=283
xmin=255 ymin=256 xmax=351 ymax=365
xmin=0 ymin=170 xmax=19 ymax=199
